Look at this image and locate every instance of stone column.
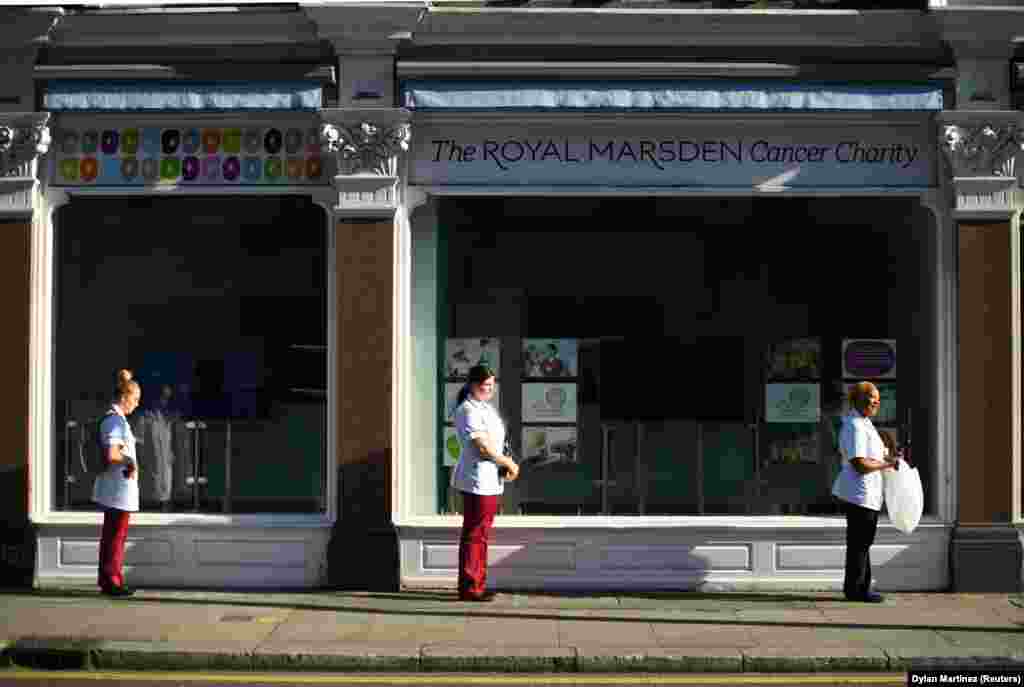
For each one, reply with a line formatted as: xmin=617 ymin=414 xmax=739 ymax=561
xmin=939 ymin=110 xmax=1024 ymax=591
xmin=320 ymin=107 xmax=411 ymax=590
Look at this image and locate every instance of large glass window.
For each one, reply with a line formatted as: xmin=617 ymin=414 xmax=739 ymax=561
xmin=54 ymin=196 xmax=327 ymax=514
xmin=423 ymin=196 xmax=936 ymax=517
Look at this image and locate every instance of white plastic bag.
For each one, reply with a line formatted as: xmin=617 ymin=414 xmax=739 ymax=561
xmin=882 ymin=458 xmax=923 ymax=534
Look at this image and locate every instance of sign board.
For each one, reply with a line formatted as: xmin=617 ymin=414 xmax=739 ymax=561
xmin=842 ymin=339 xmax=897 ymax=379
xmin=51 ymin=124 xmax=325 ymax=186
xmin=410 ymin=120 xmax=935 ymax=188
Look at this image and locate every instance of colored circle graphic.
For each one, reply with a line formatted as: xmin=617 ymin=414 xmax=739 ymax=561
xmin=101 ymin=130 xmax=119 ymax=155
xmin=222 ymin=156 xmax=240 ymax=181
xmin=286 ymin=158 xmax=304 ymax=179
xmin=141 ymin=158 xmax=159 ymax=182
xmin=81 ymin=131 xmax=99 ymax=154
xmin=80 ymin=157 xmax=98 ymax=182
xmin=60 ymin=158 xmax=79 ymax=181
xmin=160 ymin=158 xmax=181 ymax=180
xmin=243 ymin=157 xmax=262 ymax=181
xmin=120 ymin=157 xmax=139 ymax=181
xmin=264 ymin=129 xmax=283 ymax=155
xmin=202 ymin=129 xmax=222 ymax=154
xmin=305 ymin=157 xmax=322 ymax=179
xmin=161 ymin=129 xmax=181 ymax=155
xmin=284 ymin=128 xmax=303 ymax=154
xmin=243 ymin=129 xmax=262 ymax=154
xmin=121 ymin=129 xmax=139 ymax=154
xmin=141 ymin=129 xmax=160 ymax=154
xmin=264 ymin=158 xmax=283 ymax=181
xmin=223 ymin=129 xmax=241 ymax=154
xmin=61 ymin=131 xmax=79 ymax=155
xmin=182 ymin=156 xmax=200 ymax=181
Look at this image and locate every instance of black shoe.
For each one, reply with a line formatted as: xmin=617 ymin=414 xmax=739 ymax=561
xmin=458 ymin=591 xmax=496 ymax=602
xmin=102 ymin=585 xmax=135 ymax=597
xmin=846 ymin=591 xmax=884 ymax=603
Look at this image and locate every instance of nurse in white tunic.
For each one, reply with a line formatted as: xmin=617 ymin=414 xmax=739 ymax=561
xmin=94 ymin=369 xmax=141 ymax=597
xmin=451 ymin=365 xmax=519 ymax=602
xmin=831 ymin=381 xmax=899 ymax=603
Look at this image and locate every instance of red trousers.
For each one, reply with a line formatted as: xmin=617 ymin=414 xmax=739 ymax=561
xmin=458 ymin=492 xmax=499 ymax=596
xmin=98 ymin=507 xmax=131 ymax=590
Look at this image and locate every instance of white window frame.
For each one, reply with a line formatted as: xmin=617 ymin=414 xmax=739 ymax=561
xmin=393 ymin=115 xmax=958 ymax=530
xmin=29 ymin=114 xmax=339 ymax=528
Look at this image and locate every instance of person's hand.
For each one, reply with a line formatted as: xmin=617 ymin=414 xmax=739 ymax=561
xmin=504 ymin=459 xmax=520 ymax=482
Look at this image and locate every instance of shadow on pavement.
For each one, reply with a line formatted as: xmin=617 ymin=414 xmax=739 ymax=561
xmin=1 ymin=588 xmax=1020 ymax=635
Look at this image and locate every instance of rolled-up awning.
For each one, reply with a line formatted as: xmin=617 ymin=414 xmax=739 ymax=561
xmin=44 ymin=80 xmax=322 ymax=111
xmin=402 ymin=79 xmax=943 ymax=111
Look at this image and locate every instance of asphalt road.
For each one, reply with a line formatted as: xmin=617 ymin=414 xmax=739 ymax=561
xmin=0 ymin=670 xmax=911 ymax=687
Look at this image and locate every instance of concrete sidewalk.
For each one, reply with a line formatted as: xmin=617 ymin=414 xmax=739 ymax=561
xmin=1 ymin=588 xmax=1023 ymax=673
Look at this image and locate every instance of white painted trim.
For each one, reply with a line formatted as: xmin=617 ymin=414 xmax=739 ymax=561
xmin=395 ymin=515 xmax=953 ymax=530
xmin=396 ymin=181 xmax=956 ymax=530
xmin=29 ymin=182 xmax=339 ymax=528
xmin=413 ymin=110 xmax=936 ymax=127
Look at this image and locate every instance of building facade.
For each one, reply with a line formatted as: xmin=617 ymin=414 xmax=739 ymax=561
xmin=1 ymin=0 xmax=1022 ymax=592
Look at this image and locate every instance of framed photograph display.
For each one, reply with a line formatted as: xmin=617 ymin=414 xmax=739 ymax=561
xmin=765 ymin=383 xmax=821 ymax=423
xmin=445 ymin=382 xmax=500 ymax=422
xmin=522 ymin=339 xmax=578 ymax=379
xmin=522 ymin=382 xmax=577 ymax=424
xmin=522 ymin=426 xmax=579 ymax=468
xmin=766 ymin=338 xmax=821 ymax=381
xmin=842 ymin=339 xmax=896 ymax=379
xmin=445 ymin=338 xmax=501 ymax=379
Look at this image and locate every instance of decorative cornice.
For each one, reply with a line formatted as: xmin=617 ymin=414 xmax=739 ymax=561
xmin=0 ymin=113 xmax=51 ymax=179
xmin=938 ymin=111 xmax=1024 ymax=179
xmin=320 ymin=109 xmax=411 ymax=176
xmin=305 ymin=2 xmax=427 ymax=53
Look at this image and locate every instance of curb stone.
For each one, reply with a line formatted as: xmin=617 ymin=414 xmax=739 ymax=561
xmin=4 ymin=639 xmax=1024 ymax=674
xmin=420 ymin=645 xmax=576 ymax=672
xmin=576 ymin=648 xmax=744 ymax=673
xmin=252 ymin=646 xmax=421 ymax=672
xmin=742 ymin=648 xmax=889 ymax=673
xmin=89 ymin=641 xmax=255 ymax=672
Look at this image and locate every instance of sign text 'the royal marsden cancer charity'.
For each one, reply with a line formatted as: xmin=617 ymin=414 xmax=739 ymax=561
xmin=429 ymin=137 xmax=922 ymax=171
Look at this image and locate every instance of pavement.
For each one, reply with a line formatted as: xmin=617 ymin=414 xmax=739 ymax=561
xmin=1 ymin=588 xmax=1023 ymax=674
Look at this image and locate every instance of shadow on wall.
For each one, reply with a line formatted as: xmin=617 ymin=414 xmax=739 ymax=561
xmin=327 ymin=449 xmax=399 ymax=591
xmin=0 ymin=466 xmax=35 ymax=588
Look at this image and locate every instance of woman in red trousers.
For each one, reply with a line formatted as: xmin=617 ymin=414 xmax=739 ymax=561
xmin=93 ymin=369 xmax=141 ymax=597
xmin=451 ymin=365 xmax=519 ymax=602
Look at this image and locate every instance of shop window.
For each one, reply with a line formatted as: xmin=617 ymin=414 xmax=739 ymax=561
xmin=54 ymin=196 xmax=328 ymax=514
xmin=417 ymin=196 xmax=935 ymax=517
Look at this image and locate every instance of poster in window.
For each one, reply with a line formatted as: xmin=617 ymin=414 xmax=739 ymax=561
xmin=522 ymin=339 xmax=578 ymax=378
xmin=522 ymin=383 xmax=577 ymax=423
xmin=845 ymin=382 xmax=897 ymax=425
xmin=765 ymin=383 xmax=821 ymax=423
xmin=842 ymin=339 xmax=896 ymax=379
xmin=522 ymin=426 xmax=579 ymax=469
xmin=445 ymin=382 xmax=500 ymax=422
xmin=764 ymin=426 xmax=821 ymax=465
xmin=766 ymin=338 xmax=821 ymax=381
xmin=445 ymin=338 xmax=501 ymax=379
xmin=443 ymin=426 xmax=461 ymax=467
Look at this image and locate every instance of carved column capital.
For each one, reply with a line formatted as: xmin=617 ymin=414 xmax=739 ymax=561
xmin=936 ymin=111 xmax=1024 ymax=220
xmin=319 ymin=108 xmax=411 ymax=218
xmin=0 ymin=112 xmax=51 ymax=178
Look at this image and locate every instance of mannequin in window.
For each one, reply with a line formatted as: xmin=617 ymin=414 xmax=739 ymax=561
xmin=138 ymin=384 xmax=181 ymax=512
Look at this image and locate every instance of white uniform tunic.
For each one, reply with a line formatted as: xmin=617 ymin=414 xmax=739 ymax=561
xmin=92 ymin=406 xmax=140 ymax=512
xmin=831 ymin=410 xmax=886 ymax=511
xmin=451 ymin=397 xmax=505 ymax=496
